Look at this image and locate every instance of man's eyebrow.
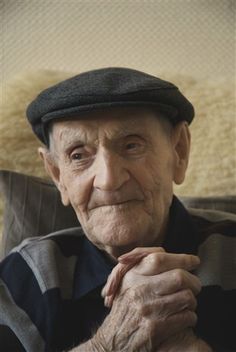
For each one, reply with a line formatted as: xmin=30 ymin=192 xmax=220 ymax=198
xmin=109 ymin=124 xmax=147 ymax=138
xmin=58 ymin=129 xmax=87 ymax=150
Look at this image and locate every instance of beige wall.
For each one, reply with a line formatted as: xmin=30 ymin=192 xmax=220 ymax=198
xmin=1 ymin=0 xmax=235 ymax=83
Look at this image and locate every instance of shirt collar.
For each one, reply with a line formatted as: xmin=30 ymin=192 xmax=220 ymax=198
xmin=74 ymin=236 xmax=115 ymax=299
xmin=163 ymin=196 xmax=199 ymax=254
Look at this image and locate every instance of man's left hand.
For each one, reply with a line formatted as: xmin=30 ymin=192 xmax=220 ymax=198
xmin=102 ymin=247 xmax=213 ymax=352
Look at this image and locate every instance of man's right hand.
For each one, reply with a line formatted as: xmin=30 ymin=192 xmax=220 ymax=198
xmin=90 ymin=249 xmax=201 ymax=351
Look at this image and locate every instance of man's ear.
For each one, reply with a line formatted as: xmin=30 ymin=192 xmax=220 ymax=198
xmin=38 ymin=147 xmax=70 ymax=206
xmin=171 ymin=121 xmax=191 ymax=185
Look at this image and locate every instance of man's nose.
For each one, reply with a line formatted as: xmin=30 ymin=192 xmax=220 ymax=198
xmin=93 ymin=149 xmax=130 ymax=191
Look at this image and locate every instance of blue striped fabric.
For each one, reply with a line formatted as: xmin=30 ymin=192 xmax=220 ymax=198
xmin=0 ymin=197 xmax=235 ymax=351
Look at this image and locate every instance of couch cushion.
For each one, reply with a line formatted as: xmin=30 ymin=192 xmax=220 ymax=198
xmin=0 ymin=170 xmax=78 ymax=258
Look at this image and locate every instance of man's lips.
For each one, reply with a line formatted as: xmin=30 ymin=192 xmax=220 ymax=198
xmin=88 ymin=195 xmax=144 ymax=211
xmin=89 ymin=200 xmax=139 ymax=210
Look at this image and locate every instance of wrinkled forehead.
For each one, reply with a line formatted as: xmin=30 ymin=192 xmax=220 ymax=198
xmin=50 ymin=106 xmax=167 ymax=147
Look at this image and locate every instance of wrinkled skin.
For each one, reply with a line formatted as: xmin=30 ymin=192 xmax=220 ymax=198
xmin=99 ymin=247 xmax=212 ymax=351
xmin=40 ymin=107 xmax=190 ymax=259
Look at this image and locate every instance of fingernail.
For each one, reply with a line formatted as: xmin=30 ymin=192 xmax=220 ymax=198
xmin=101 ymin=286 xmax=107 ymax=297
xmin=118 ymin=255 xmax=126 ymax=261
xmin=104 ymin=296 xmax=112 ymax=308
xmin=104 ymin=296 xmax=109 ymax=307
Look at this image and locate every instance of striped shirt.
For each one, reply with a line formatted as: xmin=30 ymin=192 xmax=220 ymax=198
xmin=0 ymin=197 xmax=235 ymax=351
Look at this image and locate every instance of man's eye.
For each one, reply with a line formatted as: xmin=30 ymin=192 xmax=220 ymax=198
xmin=126 ymin=142 xmax=144 ymax=152
xmin=126 ymin=143 xmax=138 ymax=150
xmin=71 ymin=153 xmax=83 ymax=160
xmin=124 ymin=139 xmax=146 ymax=156
xmin=70 ymin=147 xmax=94 ymax=163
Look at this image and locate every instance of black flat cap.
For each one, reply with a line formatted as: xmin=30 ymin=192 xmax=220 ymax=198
xmin=26 ymin=67 xmax=194 ymax=145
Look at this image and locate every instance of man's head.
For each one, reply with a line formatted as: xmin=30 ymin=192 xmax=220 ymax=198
xmin=26 ymin=68 xmax=193 ymax=258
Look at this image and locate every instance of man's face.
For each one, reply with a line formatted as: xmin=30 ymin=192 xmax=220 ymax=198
xmin=46 ymin=107 xmax=188 ymax=258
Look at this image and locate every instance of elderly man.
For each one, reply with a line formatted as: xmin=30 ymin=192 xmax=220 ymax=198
xmin=0 ymin=68 xmax=235 ymax=352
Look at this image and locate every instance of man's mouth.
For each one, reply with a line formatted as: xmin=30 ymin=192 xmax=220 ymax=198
xmin=88 ymin=197 xmax=144 ymax=211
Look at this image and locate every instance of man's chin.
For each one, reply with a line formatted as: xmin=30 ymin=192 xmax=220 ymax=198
xmin=80 ymin=205 xmax=157 ymax=253
xmin=92 ymin=233 xmax=142 ymax=259
xmin=84 ymin=220 xmax=150 ymax=254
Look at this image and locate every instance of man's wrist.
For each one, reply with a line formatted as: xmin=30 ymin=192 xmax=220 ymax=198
xmin=158 ymin=329 xmax=213 ymax=352
xmin=68 ymin=339 xmax=98 ymax=352
xmin=193 ymin=337 xmax=213 ymax=352
xmin=69 ymin=334 xmax=108 ymax=352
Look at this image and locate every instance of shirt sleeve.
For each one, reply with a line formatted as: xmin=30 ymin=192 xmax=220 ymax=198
xmin=0 ymin=251 xmax=46 ymax=352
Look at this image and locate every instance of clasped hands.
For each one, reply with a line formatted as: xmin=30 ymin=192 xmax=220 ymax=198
xmin=92 ymin=247 xmax=212 ymax=351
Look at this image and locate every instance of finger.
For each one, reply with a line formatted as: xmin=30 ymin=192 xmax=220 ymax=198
xmin=103 ymin=248 xmax=165 ymax=298
xmin=104 ymin=294 xmax=113 ymax=308
xmin=152 ymin=269 xmax=202 ymax=296
xmin=103 ymin=252 xmax=200 ymax=302
xmin=153 ymin=310 xmax=198 ymax=342
xmin=145 ymin=289 xmax=198 ymax=318
xmin=118 ymin=247 xmax=165 ymax=264
xmin=139 ymin=310 xmax=197 ymax=349
xmin=102 ymin=262 xmax=133 ymax=298
xmin=133 ymin=252 xmax=200 ymax=276
xmin=134 ymin=293 xmax=196 ymax=325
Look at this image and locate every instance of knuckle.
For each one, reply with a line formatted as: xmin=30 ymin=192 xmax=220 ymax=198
xmin=142 ymin=317 xmax=157 ymax=336
xmin=155 ymin=246 xmax=166 ymax=253
xmin=183 ymin=288 xmax=194 ymax=302
xmin=183 ymin=289 xmax=197 ymax=309
xmin=126 ymin=284 xmax=145 ymax=302
xmin=126 ymin=285 xmax=153 ymax=315
xmin=126 ymin=286 xmax=138 ymax=301
xmin=183 ymin=310 xmax=198 ymax=327
xmin=147 ymin=252 xmax=165 ymax=267
xmin=132 ymin=247 xmax=142 ymax=255
xmin=195 ymin=277 xmax=202 ymax=292
xmin=124 ymin=289 xmax=143 ymax=312
xmin=139 ymin=303 xmax=151 ymax=317
xmin=172 ymin=269 xmax=186 ymax=289
xmin=124 ymin=268 xmax=137 ymax=284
